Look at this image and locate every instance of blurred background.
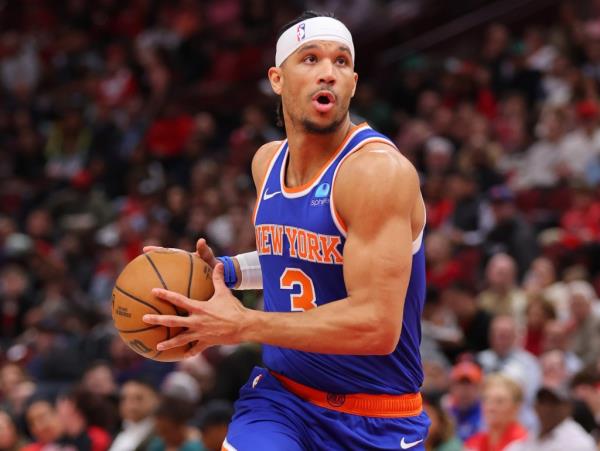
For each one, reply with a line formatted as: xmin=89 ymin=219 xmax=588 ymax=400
xmin=1 ymin=0 xmax=600 ymax=450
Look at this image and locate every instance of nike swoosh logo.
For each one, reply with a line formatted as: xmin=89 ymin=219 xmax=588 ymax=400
xmin=400 ymin=437 xmax=423 ymax=449
xmin=263 ymin=189 xmax=281 ymax=200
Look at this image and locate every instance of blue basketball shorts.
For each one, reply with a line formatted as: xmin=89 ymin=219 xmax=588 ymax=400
xmin=222 ymin=367 xmax=430 ymax=451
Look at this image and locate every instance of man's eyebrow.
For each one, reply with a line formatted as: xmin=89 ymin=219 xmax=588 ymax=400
xmin=296 ymin=43 xmax=352 ymax=55
xmin=338 ymin=46 xmax=352 ymax=55
xmin=297 ymin=43 xmax=319 ymax=53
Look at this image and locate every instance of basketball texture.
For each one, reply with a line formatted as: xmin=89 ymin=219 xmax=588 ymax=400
xmin=111 ymin=249 xmax=214 ymax=361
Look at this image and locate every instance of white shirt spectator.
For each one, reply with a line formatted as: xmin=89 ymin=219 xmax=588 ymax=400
xmin=513 ymin=139 xmax=562 ymax=189
xmin=508 ymin=417 xmax=596 ymax=451
xmin=558 ymin=128 xmax=600 ymax=179
xmin=108 ymin=418 xmax=154 ymax=451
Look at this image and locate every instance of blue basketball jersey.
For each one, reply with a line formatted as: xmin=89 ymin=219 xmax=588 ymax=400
xmin=253 ymin=123 xmax=426 ymax=395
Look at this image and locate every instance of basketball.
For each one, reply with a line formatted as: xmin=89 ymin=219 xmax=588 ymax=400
xmin=111 ymin=249 xmax=214 ymax=362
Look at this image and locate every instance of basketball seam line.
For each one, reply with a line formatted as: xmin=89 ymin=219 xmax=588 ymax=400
xmin=116 ymin=325 xmax=161 ymax=334
xmin=144 ymin=254 xmax=168 ymax=289
xmin=115 ymin=285 xmax=161 ymax=314
xmin=187 ymin=253 xmax=193 ymax=299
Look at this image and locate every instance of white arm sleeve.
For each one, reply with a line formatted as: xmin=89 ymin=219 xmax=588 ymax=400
xmin=234 ymin=251 xmax=263 ymax=290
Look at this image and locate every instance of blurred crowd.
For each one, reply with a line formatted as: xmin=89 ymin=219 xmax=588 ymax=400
xmin=1 ymin=0 xmax=600 ymax=450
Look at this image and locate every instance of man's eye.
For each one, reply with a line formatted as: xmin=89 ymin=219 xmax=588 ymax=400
xmin=304 ymin=55 xmax=317 ymax=63
xmin=336 ymin=57 xmax=347 ymax=65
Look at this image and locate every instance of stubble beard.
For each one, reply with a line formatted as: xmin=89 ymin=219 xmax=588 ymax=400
xmin=301 ymin=113 xmax=346 ymax=134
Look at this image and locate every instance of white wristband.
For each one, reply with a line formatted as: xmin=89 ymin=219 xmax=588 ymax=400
xmin=234 ymin=251 xmax=263 ymax=290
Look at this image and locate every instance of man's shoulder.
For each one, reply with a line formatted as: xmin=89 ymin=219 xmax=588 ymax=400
xmin=252 ymin=140 xmax=284 ymax=183
xmin=337 ymin=140 xmax=418 ymax=192
xmin=254 ymin=140 xmax=283 ymax=163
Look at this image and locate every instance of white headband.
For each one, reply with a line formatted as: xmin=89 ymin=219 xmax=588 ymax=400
xmin=275 ymin=17 xmax=354 ymax=67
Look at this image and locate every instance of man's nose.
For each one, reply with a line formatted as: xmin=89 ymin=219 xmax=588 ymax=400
xmin=318 ymin=60 xmax=336 ymax=86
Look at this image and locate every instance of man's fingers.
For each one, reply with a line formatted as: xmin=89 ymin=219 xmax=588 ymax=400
xmin=143 ymin=313 xmax=193 ymax=328
xmin=156 ymin=331 xmax=197 ymax=351
xmin=196 ymin=238 xmax=218 ymax=267
xmin=151 ymin=288 xmax=202 ymax=313
xmin=212 ymin=262 xmax=229 ymax=294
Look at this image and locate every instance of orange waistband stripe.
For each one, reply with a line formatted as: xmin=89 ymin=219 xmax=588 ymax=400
xmin=270 ymin=371 xmax=423 ymax=418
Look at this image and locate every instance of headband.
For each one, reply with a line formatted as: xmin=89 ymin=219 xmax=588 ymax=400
xmin=275 ymin=16 xmax=355 ymax=67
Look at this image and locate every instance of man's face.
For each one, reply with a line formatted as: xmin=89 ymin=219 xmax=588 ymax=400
xmin=119 ymin=382 xmax=158 ymax=423
xmin=450 ymin=380 xmax=481 ymax=409
xmin=490 ymin=317 xmax=516 ymax=356
xmin=269 ymin=40 xmax=358 ymax=134
xmin=26 ymin=401 xmax=62 ymax=444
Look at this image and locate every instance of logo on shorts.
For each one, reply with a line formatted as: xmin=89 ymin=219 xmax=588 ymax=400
xmin=297 ymin=23 xmax=306 ymax=41
xmin=400 ymin=437 xmax=424 ymax=449
xmin=252 ymin=374 xmax=263 ymax=388
xmin=326 ymin=393 xmax=346 ymax=407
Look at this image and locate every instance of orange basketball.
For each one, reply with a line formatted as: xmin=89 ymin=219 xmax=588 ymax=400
xmin=111 ymin=249 xmax=214 ymax=361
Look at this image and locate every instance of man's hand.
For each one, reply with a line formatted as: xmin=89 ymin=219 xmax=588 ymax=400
xmin=142 ymin=263 xmax=249 ymax=357
xmin=143 ymin=238 xmax=219 ymax=268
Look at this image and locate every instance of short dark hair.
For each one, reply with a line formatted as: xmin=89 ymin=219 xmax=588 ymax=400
xmin=274 ymin=10 xmax=337 ymax=128
xmin=195 ymin=400 xmax=234 ymax=430
xmin=155 ymin=395 xmax=196 ymax=425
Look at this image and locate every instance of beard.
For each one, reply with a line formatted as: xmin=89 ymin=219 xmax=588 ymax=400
xmin=301 ymin=113 xmax=346 ymax=134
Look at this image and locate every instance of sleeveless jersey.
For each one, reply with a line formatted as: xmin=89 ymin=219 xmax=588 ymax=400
xmin=253 ymin=123 xmax=426 ymax=395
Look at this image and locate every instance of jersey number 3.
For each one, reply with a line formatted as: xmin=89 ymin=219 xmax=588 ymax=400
xmin=280 ymin=268 xmax=317 ymax=311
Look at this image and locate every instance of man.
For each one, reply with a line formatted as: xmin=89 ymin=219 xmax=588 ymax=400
xmin=445 ymin=361 xmax=484 ymax=442
xmin=442 ymin=282 xmax=492 ymax=358
xmin=478 ymin=253 xmax=527 ymax=320
xmin=109 ymin=379 xmax=158 ymax=451
xmin=511 ymin=386 xmax=596 ymax=451
xmin=477 ymin=315 xmax=541 ymax=430
xmin=483 ymin=186 xmax=537 ymax=279
xmin=143 ymin=10 xmax=429 ymax=450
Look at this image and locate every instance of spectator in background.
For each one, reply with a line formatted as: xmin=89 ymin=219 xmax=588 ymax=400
xmin=109 ymin=379 xmax=158 ymax=451
xmin=542 ymin=320 xmax=584 ymax=376
xmin=565 ymin=280 xmax=600 ymax=366
xmin=22 ymin=398 xmax=65 ymax=451
xmin=557 ymin=100 xmax=600 ymax=182
xmin=195 ymin=400 xmax=233 ymax=451
xmin=0 ymin=409 xmax=28 ymax=450
xmin=424 ymin=400 xmax=462 ymax=451
xmin=442 ymin=283 xmax=492 ymax=358
xmin=465 ymin=374 xmax=528 ymax=451
xmin=446 ymin=170 xmax=487 ymax=248
xmin=559 ymin=180 xmax=600 ymax=248
xmin=477 ymin=316 xmax=541 ymax=409
xmin=539 ymin=350 xmax=570 ymax=390
xmin=55 ymin=387 xmax=114 ymax=451
xmin=523 ymin=257 xmax=570 ymax=320
xmin=484 ymin=186 xmax=537 ymax=279
xmin=571 ymin=368 xmax=600 ymax=438
xmin=524 ymin=296 xmax=556 ymax=356
xmin=445 ymin=361 xmax=484 ymax=442
xmin=147 ymin=396 xmax=204 ymax=451
xmin=426 ymin=232 xmax=464 ymax=291
xmin=511 ymin=107 xmax=566 ymax=191
xmin=512 ymin=386 xmax=596 ymax=450
xmin=478 ymin=253 xmax=527 ymax=320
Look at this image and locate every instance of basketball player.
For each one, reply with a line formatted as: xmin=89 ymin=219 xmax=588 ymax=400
xmin=143 ymin=11 xmax=429 ymax=450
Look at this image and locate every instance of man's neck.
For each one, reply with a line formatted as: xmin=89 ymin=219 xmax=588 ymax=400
xmin=284 ymin=118 xmax=353 ymax=188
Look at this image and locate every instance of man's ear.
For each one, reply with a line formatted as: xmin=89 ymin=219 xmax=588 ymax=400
xmin=268 ymin=67 xmax=283 ymax=95
xmin=351 ymin=72 xmax=358 ymax=98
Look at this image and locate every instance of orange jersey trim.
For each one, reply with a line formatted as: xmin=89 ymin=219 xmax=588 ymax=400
xmin=281 ymin=122 xmax=368 ymax=195
xmin=271 ymin=371 xmax=423 ymax=418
